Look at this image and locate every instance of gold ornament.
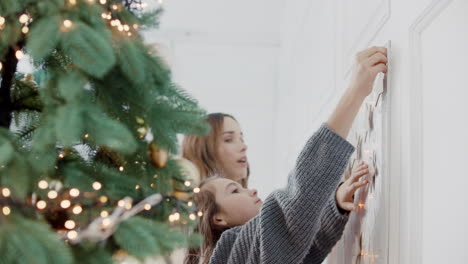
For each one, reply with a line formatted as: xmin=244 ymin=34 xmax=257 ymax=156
xmin=173 ymin=190 xmax=191 ymax=201
xmin=149 ymin=142 xmax=168 ymax=168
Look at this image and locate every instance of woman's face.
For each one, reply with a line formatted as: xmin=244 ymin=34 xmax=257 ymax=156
xmin=217 ymin=117 xmax=248 ymax=183
xmin=203 ymin=178 xmax=262 ymax=227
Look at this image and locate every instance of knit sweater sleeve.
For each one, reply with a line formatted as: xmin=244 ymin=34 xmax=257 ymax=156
xmin=209 ymin=124 xmax=354 ymax=264
xmin=302 ymin=194 xmax=350 ymax=263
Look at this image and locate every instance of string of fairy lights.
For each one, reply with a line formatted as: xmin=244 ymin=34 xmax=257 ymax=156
xmin=0 ymin=147 xmax=203 ymax=241
xmin=0 ymin=0 xmax=166 ymax=71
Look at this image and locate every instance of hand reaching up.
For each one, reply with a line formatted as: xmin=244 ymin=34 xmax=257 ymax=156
xmin=349 ymin=46 xmax=388 ymax=97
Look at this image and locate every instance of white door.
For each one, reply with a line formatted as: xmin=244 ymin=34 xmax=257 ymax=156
xmin=276 ymin=0 xmax=468 ymax=263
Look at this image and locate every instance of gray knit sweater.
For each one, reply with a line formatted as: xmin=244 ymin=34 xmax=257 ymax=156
xmin=209 ymin=124 xmax=355 ymax=264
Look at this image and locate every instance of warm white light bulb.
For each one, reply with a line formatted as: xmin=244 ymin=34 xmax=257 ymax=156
xmin=38 ymin=180 xmax=48 ymax=189
xmin=102 ymin=217 xmax=111 ymax=227
xmin=36 ymin=200 xmax=47 ymax=209
xmin=99 ymin=196 xmax=108 ymax=203
xmin=2 ymin=188 xmax=11 ymax=197
xmin=92 ymin=181 xmax=102 ymax=190
xmin=69 ymin=188 xmax=80 ymax=197
xmin=67 ymin=230 xmax=78 ymax=239
xmin=47 ymin=190 xmax=58 ymax=199
xmin=2 ymin=206 xmax=11 ymax=215
xmin=168 ymin=214 xmax=175 ymax=222
xmin=72 ymin=205 xmax=82 ymax=215
xmin=63 ymin=20 xmax=73 ymax=28
xmin=19 ymin=14 xmax=29 ymax=24
xmin=60 ymin=199 xmax=71 ymax=209
xmin=15 ymin=50 xmax=24 ymax=60
xmin=64 ymin=220 xmax=76 ymax=229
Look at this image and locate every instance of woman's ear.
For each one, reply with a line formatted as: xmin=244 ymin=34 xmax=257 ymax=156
xmin=213 ymin=212 xmax=228 ymax=227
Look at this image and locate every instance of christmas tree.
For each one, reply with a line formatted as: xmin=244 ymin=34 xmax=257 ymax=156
xmin=0 ymin=0 xmax=208 ymax=263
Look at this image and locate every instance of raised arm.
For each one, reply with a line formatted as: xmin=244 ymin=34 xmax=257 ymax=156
xmin=327 ymin=46 xmax=387 ymax=138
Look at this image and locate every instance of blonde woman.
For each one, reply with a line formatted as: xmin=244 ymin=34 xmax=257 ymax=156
xmin=182 ymin=113 xmax=250 ymax=188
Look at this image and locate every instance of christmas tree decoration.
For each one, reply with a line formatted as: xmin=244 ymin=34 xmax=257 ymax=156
xmin=172 ymin=157 xmax=201 ymax=200
xmin=149 ymin=141 xmax=168 ymax=168
xmin=0 ymin=0 xmax=210 ymax=262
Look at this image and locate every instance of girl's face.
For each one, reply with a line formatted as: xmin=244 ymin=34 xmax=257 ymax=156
xmin=217 ymin=117 xmax=248 ymax=183
xmin=203 ymin=178 xmax=262 ymax=227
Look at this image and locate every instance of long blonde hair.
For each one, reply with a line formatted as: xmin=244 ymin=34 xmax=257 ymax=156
xmin=184 ymin=177 xmax=227 ymax=264
xmin=182 ymin=113 xmax=249 ymax=188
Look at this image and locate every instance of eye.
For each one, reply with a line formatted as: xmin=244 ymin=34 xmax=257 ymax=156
xmin=224 ymin=138 xmax=233 ymax=143
xmin=232 ymin=188 xmax=239 ymax=193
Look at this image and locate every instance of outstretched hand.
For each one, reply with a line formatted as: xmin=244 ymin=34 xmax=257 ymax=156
xmin=336 ymin=161 xmax=369 ymax=212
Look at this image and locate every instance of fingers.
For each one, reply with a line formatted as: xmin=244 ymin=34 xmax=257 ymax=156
xmin=350 ymin=162 xmax=369 ymax=181
xmin=367 ymin=52 xmax=388 ymax=67
xmin=353 ymin=161 xmax=367 ymax=172
xmin=357 ymin=46 xmax=387 ymax=60
xmin=352 ymin=169 xmax=369 ymax=182
xmin=374 ymin=63 xmax=388 ymax=74
xmin=349 ymin=179 xmax=369 ymax=193
xmin=341 ymin=202 xmax=357 ymax=211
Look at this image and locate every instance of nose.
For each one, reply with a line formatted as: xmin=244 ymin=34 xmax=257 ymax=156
xmin=241 ymin=142 xmax=247 ymax=152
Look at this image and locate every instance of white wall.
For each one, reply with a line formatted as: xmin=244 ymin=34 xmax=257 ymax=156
xmin=143 ymin=0 xmax=284 ymax=198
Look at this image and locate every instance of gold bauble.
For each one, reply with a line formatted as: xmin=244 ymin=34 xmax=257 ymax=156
xmin=149 ymin=142 xmax=168 ymax=168
xmin=173 ymin=190 xmax=192 ymax=200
